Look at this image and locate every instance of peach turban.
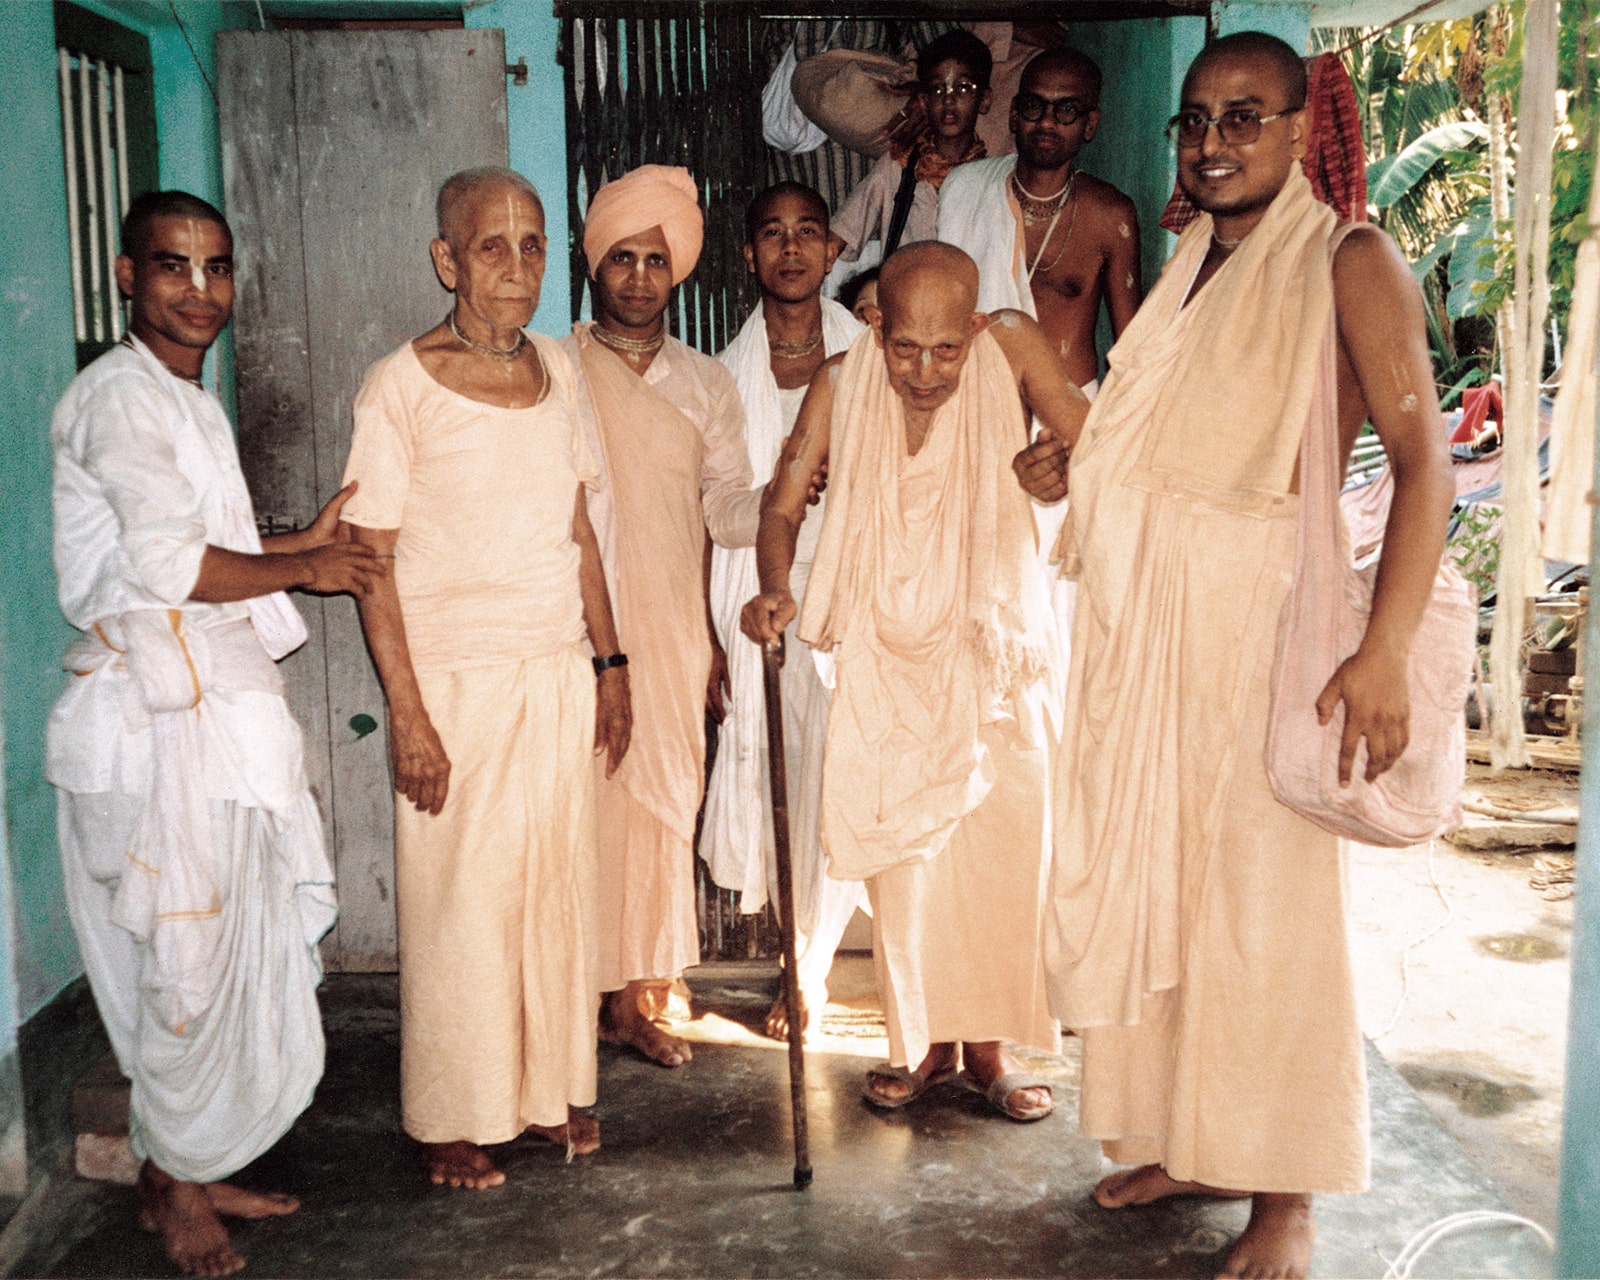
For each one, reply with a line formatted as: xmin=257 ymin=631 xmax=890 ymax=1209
xmin=582 ymin=165 xmax=704 ymax=286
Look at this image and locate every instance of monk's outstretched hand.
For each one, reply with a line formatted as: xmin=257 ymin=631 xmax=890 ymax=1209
xmin=595 ymin=667 xmax=631 ymax=778
xmin=299 ymin=542 xmax=384 ymax=598
xmin=306 ymin=481 xmax=359 ymax=546
xmin=1314 ymin=642 xmax=1411 ymax=785
xmin=740 ymin=591 xmax=797 ymax=649
xmin=1012 ymin=427 xmax=1071 ymax=503
xmin=391 ymin=711 xmax=451 ymax=815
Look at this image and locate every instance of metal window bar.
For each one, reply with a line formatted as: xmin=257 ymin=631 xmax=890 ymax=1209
xmin=58 ymin=48 xmax=86 ymax=342
xmin=59 ymin=45 xmax=133 ymax=350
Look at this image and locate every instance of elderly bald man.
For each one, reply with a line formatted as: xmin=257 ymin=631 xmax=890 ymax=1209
xmin=742 ymin=241 xmax=1090 ymax=1120
xmin=343 ymin=167 xmax=631 ymax=1189
xmin=561 ymin=164 xmax=761 ymax=1069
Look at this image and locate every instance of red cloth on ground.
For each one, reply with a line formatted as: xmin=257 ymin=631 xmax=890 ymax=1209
xmin=1160 ymin=53 xmax=1368 ymax=233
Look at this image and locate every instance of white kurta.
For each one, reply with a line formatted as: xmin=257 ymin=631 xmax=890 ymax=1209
xmin=48 ymin=336 xmax=335 ymax=1183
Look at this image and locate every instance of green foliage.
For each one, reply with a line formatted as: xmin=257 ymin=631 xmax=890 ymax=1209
xmin=1450 ymin=502 xmax=1504 ymax=601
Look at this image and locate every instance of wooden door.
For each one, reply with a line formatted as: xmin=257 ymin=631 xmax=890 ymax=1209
xmin=218 ymin=29 xmax=509 ymax=970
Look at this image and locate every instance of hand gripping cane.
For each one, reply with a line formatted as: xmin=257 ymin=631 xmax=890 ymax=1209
xmin=762 ymin=638 xmax=812 ymax=1189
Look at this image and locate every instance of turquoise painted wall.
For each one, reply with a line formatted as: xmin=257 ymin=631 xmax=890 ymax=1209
xmin=0 ymin=4 xmax=88 ymax=1019
xmin=1069 ymin=17 xmax=1208 ymax=292
xmin=1214 ymin=0 xmax=1314 ymax=47
xmin=465 ymin=0 xmax=571 ymax=338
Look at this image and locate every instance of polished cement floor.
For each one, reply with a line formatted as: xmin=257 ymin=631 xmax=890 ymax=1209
xmin=14 ymin=966 xmax=1552 ymax=1279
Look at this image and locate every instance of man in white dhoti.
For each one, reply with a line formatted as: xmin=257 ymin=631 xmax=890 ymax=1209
xmin=1022 ymin=34 xmax=1455 ymax=1278
xmin=703 ymin=183 xmax=864 ymax=1039
xmin=742 ymin=242 xmax=1090 ymax=1121
xmin=49 ymin=191 xmax=382 ymax=1275
xmin=343 ymin=169 xmax=630 ymax=1191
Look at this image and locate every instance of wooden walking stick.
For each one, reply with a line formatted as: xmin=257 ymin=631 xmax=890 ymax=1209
xmin=762 ymin=637 xmax=812 ymax=1189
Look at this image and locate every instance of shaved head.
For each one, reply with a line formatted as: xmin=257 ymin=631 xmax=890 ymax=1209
xmin=436 ymin=167 xmax=543 ymax=250
xmin=1183 ymin=32 xmax=1307 ymax=110
xmin=745 ymin=180 xmax=828 ymax=245
xmin=1019 ymin=47 xmax=1102 ymax=105
xmin=877 ymin=241 xmax=979 ymax=324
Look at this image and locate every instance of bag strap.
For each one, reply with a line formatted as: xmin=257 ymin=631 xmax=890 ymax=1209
xmin=1302 ymin=220 xmax=1367 ymax=561
xmin=883 ymin=152 xmax=920 ymax=259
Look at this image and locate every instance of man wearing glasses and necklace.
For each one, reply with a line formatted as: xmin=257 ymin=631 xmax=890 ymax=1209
xmin=938 ymin=47 xmax=1142 ymax=396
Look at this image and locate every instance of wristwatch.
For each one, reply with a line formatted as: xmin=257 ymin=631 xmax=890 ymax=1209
xmin=592 ymin=653 xmax=629 ymax=676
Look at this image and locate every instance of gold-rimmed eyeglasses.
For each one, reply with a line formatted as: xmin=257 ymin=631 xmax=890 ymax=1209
xmin=1166 ymin=107 xmax=1294 ymax=147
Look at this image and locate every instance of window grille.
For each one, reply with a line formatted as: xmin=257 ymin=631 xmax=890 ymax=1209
xmin=54 ymin=3 xmax=158 ymax=369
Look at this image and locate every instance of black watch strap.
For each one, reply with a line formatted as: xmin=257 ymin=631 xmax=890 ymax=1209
xmin=592 ymin=653 xmax=629 ymax=675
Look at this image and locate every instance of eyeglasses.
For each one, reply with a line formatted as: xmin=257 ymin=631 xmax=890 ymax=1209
xmin=1165 ymin=107 xmax=1294 ymax=147
xmin=1012 ymin=92 xmax=1090 ymax=126
xmin=923 ymin=79 xmax=980 ymax=102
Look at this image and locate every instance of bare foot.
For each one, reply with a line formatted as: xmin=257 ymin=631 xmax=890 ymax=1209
xmin=202 ymin=1182 xmax=299 ymax=1219
xmin=601 ymin=984 xmax=692 ymax=1067
xmin=1094 ymin=1163 xmax=1252 ymax=1208
xmin=865 ymin=1043 xmax=960 ymax=1106
xmin=764 ymin=987 xmax=820 ymax=1041
xmin=137 ymin=1162 xmax=245 ymax=1277
xmin=960 ymin=1041 xmax=1053 ymax=1119
xmin=1218 ymin=1193 xmax=1314 ymax=1279
xmin=420 ymin=1140 xmax=505 ymax=1190
xmin=525 ymin=1107 xmax=601 ymax=1157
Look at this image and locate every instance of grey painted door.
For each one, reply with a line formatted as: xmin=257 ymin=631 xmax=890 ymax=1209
xmin=218 ymin=29 xmax=509 ymax=970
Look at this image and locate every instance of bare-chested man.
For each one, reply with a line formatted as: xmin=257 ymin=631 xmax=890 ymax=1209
xmin=939 ymin=47 xmax=1142 ymax=389
xmin=703 ymin=182 xmax=864 ymax=1041
xmin=742 ymin=242 xmax=1089 ymax=1121
xmin=344 ymin=168 xmax=630 ymax=1190
xmin=1022 ymin=33 xmax=1456 ymax=1279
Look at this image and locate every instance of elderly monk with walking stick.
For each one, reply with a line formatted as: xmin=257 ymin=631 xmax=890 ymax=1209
xmin=742 ymin=241 xmax=1090 ymax=1123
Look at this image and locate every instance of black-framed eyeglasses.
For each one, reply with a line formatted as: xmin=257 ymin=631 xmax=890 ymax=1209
xmin=923 ymin=79 xmax=981 ymax=101
xmin=1013 ymin=92 xmax=1090 ymax=126
xmin=1165 ymin=107 xmax=1294 ymax=147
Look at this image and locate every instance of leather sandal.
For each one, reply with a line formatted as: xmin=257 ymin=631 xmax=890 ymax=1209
xmin=958 ymin=1069 xmax=1055 ymax=1121
xmin=862 ymin=1060 xmax=958 ymax=1109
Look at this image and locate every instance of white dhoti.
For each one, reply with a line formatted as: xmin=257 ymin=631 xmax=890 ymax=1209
xmin=705 ymin=300 xmax=867 ymax=1000
xmin=51 ymin=617 xmax=335 ymax=1184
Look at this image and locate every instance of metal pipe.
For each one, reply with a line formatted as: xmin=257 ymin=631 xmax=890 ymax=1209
xmin=78 ymin=54 xmax=102 ymax=344
xmin=96 ymin=62 xmax=120 ymax=342
xmin=59 ymin=49 xmax=86 ymax=343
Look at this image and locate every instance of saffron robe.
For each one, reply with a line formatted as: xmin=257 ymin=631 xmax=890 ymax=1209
xmin=344 ymin=335 xmax=602 ymax=1143
xmin=563 ymin=327 xmax=760 ymax=989
xmin=801 ymin=328 xmax=1058 ymax=1067
xmin=1045 ymin=169 xmax=1369 ymax=1192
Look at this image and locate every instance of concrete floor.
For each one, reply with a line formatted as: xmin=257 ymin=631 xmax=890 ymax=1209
xmin=1347 ymin=810 xmax=1574 ymax=1230
xmin=13 ymin=963 xmax=1553 ymax=1279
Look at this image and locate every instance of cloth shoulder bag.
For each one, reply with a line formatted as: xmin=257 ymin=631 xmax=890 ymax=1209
xmin=1264 ymin=226 xmax=1475 ymax=847
xmin=762 ymin=26 xmax=835 ymax=153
